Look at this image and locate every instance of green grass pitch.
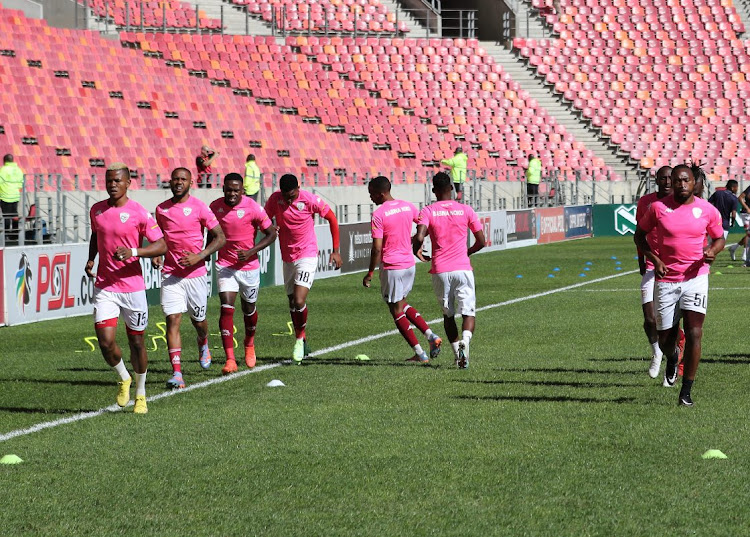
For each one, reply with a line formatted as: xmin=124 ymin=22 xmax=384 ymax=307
xmin=2 ymin=236 xmax=750 ymax=536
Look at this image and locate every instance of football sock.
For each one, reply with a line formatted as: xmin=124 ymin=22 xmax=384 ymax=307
xmin=462 ymin=330 xmax=473 ymax=344
xmin=745 ymin=245 xmax=750 ymax=263
xmin=168 ymin=348 xmax=182 ymax=374
xmin=404 ymin=305 xmax=431 ymax=336
xmin=679 ymin=379 xmax=694 ymax=398
xmin=290 ymin=305 xmax=307 ymax=339
xmin=135 ymin=371 xmax=147 ymax=397
xmin=113 ymin=360 xmax=130 ymax=381
xmin=219 ymin=305 xmax=235 ymax=361
xmin=394 ymin=313 xmax=419 ymax=348
xmin=651 ymin=342 xmax=661 ymax=357
xmin=451 ymin=341 xmax=461 ymax=359
xmin=197 ymin=335 xmax=208 ymax=348
xmin=244 ymin=308 xmax=258 ymax=347
xmin=413 ymin=344 xmax=425 ymax=356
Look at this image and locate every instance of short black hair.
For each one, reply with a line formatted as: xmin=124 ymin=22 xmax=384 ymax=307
xmin=433 ymin=171 xmax=453 ymax=191
xmin=280 ymin=173 xmax=298 ymax=192
xmin=171 ymin=167 xmax=192 ymax=178
xmin=671 ymin=164 xmax=693 ymax=178
xmin=224 ymin=172 xmax=243 ymax=185
xmin=655 ymin=165 xmax=672 ymax=176
xmin=727 ymin=179 xmax=738 ymax=189
xmin=368 ymin=175 xmax=391 ymax=193
xmin=246 ymin=154 xmax=255 ymax=162
xmin=3 ymin=154 xmax=13 ymax=163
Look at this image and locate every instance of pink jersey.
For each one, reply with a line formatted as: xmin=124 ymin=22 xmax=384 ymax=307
xmin=371 ymin=199 xmax=419 ymax=270
xmin=638 ymin=196 xmax=723 ymax=282
xmin=156 ymin=195 xmax=220 ymax=278
xmin=265 ymin=189 xmax=330 ymax=262
xmin=210 ymin=196 xmax=272 ymax=270
xmin=90 ymin=198 xmax=163 ymax=292
xmin=636 ymin=192 xmax=664 ymax=271
xmin=417 ymin=200 xmax=482 ymax=274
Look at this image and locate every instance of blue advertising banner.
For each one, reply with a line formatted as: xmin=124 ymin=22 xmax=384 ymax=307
xmin=564 ymin=205 xmax=593 ymax=239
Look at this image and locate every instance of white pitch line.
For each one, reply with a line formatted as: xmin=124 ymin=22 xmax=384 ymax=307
xmin=0 ymin=269 xmax=637 ymax=444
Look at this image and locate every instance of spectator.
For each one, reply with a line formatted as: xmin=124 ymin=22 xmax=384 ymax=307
xmin=244 ymin=154 xmax=261 ymax=201
xmin=526 ymin=154 xmax=542 ymax=207
xmin=196 ymin=145 xmax=218 ymax=188
xmin=440 ymin=147 xmax=468 ymax=202
xmin=0 ymin=154 xmax=24 ymax=243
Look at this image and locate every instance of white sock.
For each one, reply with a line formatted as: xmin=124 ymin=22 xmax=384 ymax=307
xmin=462 ymin=330 xmax=473 ymax=344
xmin=425 ymin=328 xmax=434 ymax=339
xmin=744 ymin=245 xmax=750 ymax=262
xmin=413 ymin=344 xmax=425 ymax=356
xmin=651 ymin=342 xmax=662 ymax=357
xmin=451 ymin=341 xmax=460 ymax=359
xmin=135 ymin=371 xmax=147 ymax=397
xmin=113 ymin=360 xmax=130 ymax=381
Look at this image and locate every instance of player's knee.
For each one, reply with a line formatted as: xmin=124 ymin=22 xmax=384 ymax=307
xmin=686 ymin=325 xmax=703 ymax=342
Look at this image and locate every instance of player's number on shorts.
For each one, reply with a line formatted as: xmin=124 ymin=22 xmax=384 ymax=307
xmin=297 ymin=271 xmax=311 ymax=283
xmin=690 ymin=293 xmax=707 ymax=309
xmin=193 ymin=305 xmax=206 ymax=318
xmin=133 ymin=312 xmax=147 ymax=326
xmin=248 ymin=288 xmax=258 ymax=302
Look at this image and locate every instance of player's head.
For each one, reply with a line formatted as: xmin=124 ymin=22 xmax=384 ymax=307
xmin=367 ymin=176 xmax=391 ymax=205
xmin=279 ymin=173 xmax=299 ymax=204
xmin=169 ymin=167 xmax=192 ymax=198
xmin=246 ymin=154 xmax=255 ymax=162
xmin=223 ymin=172 xmax=244 ymax=207
xmin=726 ymin=179 xmax=739 ymax=193
xmin=3 ymin=154 xmax=13 ymax=164
xmin=691 ymin=163 xmax=707 ymax=198
xmin=655 ymin=165 xmax=672 ymax=195
xmin=105 ymin=163 xmax=131 ymax=201
xmin=432 ymin=172 xmax=454 ymax=200
xmin=671 ymin=164 xmax=695 ymax=202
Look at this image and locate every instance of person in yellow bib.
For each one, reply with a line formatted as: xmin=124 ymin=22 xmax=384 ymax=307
xmin=0 ymin=154 xmax=24 ymax=243
xmin=440 ymin=147 xmax=468 ymax=202
xmin=526 ymin=154 xmax=542 ymax=207
xmin=244 ymin=154 xmax=261 ymax=201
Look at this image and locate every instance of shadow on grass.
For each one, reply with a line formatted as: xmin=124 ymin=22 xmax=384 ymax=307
xmin=455 ymin=394 xmax=637 ymax=404
xmin=293 ymin=357 xmax=443 ymax=368
xmin=494 ymin=367 xmax=642 ymax=375
xmin=0 ymin=377 xmax=115 ymax=387
xmin=590 ymin=356 xmax=649 ymax=363
xmin=453 ymin=379 xmax=644 ymax=389
xmin=701 ymin=354 xmax=750 ymax=364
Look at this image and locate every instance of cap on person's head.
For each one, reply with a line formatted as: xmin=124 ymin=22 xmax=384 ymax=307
xmin=107 ymin=162 xmax=130 ymax=176
xmin=280 ymin=174 xmax=299 ymax=192
xmin=368 ymin=175 xmax=391 ymax=193
xmin=3 ymin=154 xmax=13 ymax=163
xmin=224 ymin=172 xmax=243 ymax=185
xmin=246 ymin=154 xmax=255 ymax=162
xmin=433 ymin=171 xmax=452 ymax=190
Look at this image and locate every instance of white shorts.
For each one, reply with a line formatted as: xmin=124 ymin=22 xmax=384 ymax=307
xmin=161 ymin=273 xmax=209 ymax=321
xmin=93 ymin=287 xmax=148 ymax=331
xmin=640 ymin=269 xmax=655 ymax=305
xmin=742 ymin=213 xmax=750 ymax=229
xmin=654 ymin=274 xmax=708 ymax=330
xmin=283 ymin=258 xmax=317 ymax=295
xmin=217 ymin=265 xmax=260 ymax=303
xmin=431 ymin=270 xmax=476 ymax=317
xmin=379 ymin=265 xmax=415 ymax=303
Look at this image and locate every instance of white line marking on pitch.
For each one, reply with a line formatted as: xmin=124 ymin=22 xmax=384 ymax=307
xmin=0 ymin=269 xmax=637 ymax=444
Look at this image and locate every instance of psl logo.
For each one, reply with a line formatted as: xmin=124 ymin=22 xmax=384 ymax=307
xmin=15 ymin=254 xmax=32 ymax=314
xmin=614 ymin=206 xmax=637 ymax=235
xmin=37 ymin=252 xmax=76 ymax=312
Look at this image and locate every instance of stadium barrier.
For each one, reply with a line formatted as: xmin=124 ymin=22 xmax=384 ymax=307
xmin=0 ymin=205 xmax=592 ymax=326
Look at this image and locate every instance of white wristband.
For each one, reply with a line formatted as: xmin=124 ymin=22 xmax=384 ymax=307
xmin=131 ymin=248 xmax=138 ymax=258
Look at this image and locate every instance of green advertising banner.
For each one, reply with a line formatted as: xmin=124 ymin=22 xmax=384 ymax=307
xmin=593 ymin=204 xmax=637 ymax=237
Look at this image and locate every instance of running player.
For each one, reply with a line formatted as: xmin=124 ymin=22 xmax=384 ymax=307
xmin=634 ymin=165 xmax=725 ymax=406
xmin=85 ymin=163 xmax=166 ymax=414
xmin=636 ymin=166 xmax=671 ymax=378
xmin=210 ymin=173 xmax=277 ymax=374
xmin=156 ymin=167 xmax=226 ymax=389
xmin=363 ymin=176 xmax=442 ymax=363
xmin=264 ymin=174 xmax=343 ymax=363
xmin=727 ymin=184 xmax=750 ymax=263
xmin=412 ymin=172 xmax=485 ymax=369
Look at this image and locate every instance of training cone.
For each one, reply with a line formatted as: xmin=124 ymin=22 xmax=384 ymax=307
xmin=727 ymin=265 xmax=735 ymax=268
xmin=0 ymin=454 xmax=24 ymax=464
xmin=266 ymin=379 xmax=285 ymax=388
xmin=354 ymin=354 xmax=370 ymax=361
xmin=714 ymin=271 xmax=723 ymax=275
xmin=579 ymin=273 xmax=586 ymax=277
xmin=515 ymin=274 xmax=523 ymax=278
xmin=553 ymin=267 xmax=560 ymax=271
xmin=548 ymin=274 xmax=555 ymax=278
xmin=701 ymin=449 xmax=728 ymax=460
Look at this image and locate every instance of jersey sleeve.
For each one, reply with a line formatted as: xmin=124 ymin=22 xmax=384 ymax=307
xmin=707 ymin=205 xmax=725 ymax=239
xmin=89 ymin=205 xmax=98 ymax=233
xmin=467 ymin=206 xmax=483 ymax=232
xmin=417 ymin=206 xmax=431 ymax=228
xmin=409 ymin=203 xmax=420 ymax=223
xmin=638 ymin=203 xmax=657 ymax=234
xmin=371 ymin=210 xmax=384 ymax=239
xmin=142 ymin=211 xmax=164 ymax=243
xmin=255 ymin=206 xmax=273 ymax=230
xmin=264 ymin=194 xmax=276 ymax=220
xmin=635 ymin=197 xmax=648 ymax=223
xmin=201 ymin=203 xmax=220 ymax=230
xmin=311 ymin=194 xmax=330 ymax=216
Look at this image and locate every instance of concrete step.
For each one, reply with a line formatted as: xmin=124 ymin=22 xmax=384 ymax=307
xmin=481 ymin=41 xmax=641 ymax=181
xmin=179 ymin=0 xmax=274 ymax=35
xmin=379 ymin=0 xmax=439 ymax=38
xmin=734 ymin=0 xmax=750 ymax=38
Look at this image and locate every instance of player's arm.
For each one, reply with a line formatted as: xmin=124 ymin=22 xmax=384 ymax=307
xmin=704 ymin=214 xmax=726 ymax=263
xmin=738 ymin=193 xmax=750 ymax=213
xmin=323 ymin=208 xmax=342 ymax=269
xmin=238 ymin=224 xmax=277 ymax=261
xmin=363 ymin=237 xmax=382 ymax=288
xmin=634 ymin=225 xmax=665 ymax=278
xmin=85 ymin=231 xmax=98 ymax=278
xmin=205 ymin=150 xmax=219 ymax=166
xmin=468 ymin=229 xmax=485 ymax=256
xmin=115 ymin=238 xmax=167 ymax=261
xmin=178 ymin=224 xmax=226 ymax=267
xmin=412 ymin=224 xmax=430 ymax=262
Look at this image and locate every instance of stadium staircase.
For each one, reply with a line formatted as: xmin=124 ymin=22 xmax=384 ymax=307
xmin=377 ymin=0 xmax=440 ymax=38
xmin=179 ymin=0 xmax=274 ymax=36
xmin=733 ymin=0 xmax=750 ymax=35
